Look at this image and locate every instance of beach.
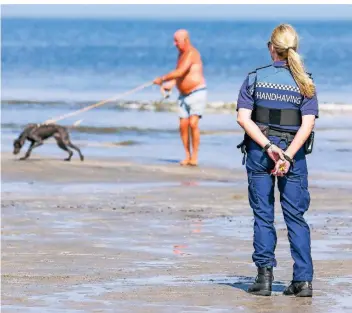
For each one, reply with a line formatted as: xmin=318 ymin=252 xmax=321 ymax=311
xmin=2 ymin=16 xmax=352 ymax=312
xmin=2 ymin=148 xmax=352 ymax=312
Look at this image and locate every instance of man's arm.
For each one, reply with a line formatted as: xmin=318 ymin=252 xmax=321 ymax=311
xmin=159 ymin=79 xmax=176 ymax=98
xmin=162 ymin=79 xmax=176 ymax=90
xmin=154 ymin=51 xmax=193 ymax=85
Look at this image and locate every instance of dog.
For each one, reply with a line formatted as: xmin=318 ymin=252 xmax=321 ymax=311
xmin=13 ymin=123 xmax=84 ymax=161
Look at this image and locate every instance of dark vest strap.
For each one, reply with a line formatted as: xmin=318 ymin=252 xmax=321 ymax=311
xmin=252 ymin=105 xmax=302 ymax=126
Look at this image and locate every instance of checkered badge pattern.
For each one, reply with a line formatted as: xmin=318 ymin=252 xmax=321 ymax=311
xmin=256 ymin=82 xmax=300 ymax=93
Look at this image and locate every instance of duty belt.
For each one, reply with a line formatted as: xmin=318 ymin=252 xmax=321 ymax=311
xmin=236 ymin=127 xmax=296 ymax=165
xmin=266 ymin=128 xmax=296 ymax=143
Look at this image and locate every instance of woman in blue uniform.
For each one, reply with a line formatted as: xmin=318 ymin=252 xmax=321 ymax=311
xmin=236 ymin=24 xmax=318 ymax=297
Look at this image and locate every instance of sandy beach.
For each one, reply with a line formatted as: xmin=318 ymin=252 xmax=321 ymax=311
xmin=1 ymin=150 xmax=352 ymax=313
xmin=2 ymin=9 xmax=352 ymax=312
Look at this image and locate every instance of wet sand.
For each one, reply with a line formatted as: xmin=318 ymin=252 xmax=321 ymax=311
xmin=1 ymin=152 xmax=352 ymax=312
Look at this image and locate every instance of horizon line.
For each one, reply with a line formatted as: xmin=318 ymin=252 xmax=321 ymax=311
xmin=2 ymin=16 xmax=351 ymax=22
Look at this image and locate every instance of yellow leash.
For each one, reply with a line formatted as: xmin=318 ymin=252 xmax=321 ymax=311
xmin=43 ymin=81 xmax=154 ymax=125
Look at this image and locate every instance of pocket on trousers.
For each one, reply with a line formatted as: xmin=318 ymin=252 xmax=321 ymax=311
xmin=248 ymin=172 xmax=259 ymax=207
xmin=297 ymin=175 xmax=310 ymax=213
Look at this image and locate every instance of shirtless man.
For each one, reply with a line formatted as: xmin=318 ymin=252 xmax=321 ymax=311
xmin=153 ymin=29 xmax=207 ymax=166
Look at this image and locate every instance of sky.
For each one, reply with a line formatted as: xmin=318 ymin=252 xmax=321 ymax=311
xmin=1 ymin=4 xmax=352 ymax=20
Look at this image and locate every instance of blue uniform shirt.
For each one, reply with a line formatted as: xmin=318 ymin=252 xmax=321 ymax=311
xmin=237 ymin=61 xmax=319 ymax=132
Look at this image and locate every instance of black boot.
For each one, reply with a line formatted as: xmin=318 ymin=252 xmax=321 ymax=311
xmin=283 ymin=281 xmax=313 ymax=297
xmin=247 ymin=267 xmax=273 ymax=296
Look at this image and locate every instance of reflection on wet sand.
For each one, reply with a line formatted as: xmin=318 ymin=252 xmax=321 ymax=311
xmin=1 ymin=152 xmax=352 ymax=312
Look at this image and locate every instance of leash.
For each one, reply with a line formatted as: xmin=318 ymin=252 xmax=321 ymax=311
xmin=43 ymin=81 xmax=154 ymax=124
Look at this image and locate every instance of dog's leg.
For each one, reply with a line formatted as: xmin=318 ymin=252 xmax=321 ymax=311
xmin=20 ymin=140 xmax=43 ymax=160
xmin=67 ymin=141 xmax=84 ymax=161
xmin=55 ymin=138 xmax=73 ymax=161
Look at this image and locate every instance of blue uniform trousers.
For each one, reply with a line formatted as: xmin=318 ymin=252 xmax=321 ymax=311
xmin=246 ymin=135 xmax=313 ymax=281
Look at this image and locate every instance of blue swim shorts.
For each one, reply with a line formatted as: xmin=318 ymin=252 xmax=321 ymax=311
xmin=178 ymin=87 xmax=207 ymax=119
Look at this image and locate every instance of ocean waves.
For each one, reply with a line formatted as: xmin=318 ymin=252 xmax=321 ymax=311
xmin=2 ymin=99 xmax=352 ymax=114
xmin=1 ymin=122 xmax=245 ymax=136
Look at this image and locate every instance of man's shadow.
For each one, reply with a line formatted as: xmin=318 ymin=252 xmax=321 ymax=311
xmin=214 ymin=275 xmax=286 ymax=293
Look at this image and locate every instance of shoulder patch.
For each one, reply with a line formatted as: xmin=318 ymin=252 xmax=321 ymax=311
xmin=248 ymin=72 xmax=256 ymax=84
xmin=247 ymin=72 xmax=257 ymax=95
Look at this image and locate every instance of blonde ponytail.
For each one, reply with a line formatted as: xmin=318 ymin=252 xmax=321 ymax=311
xmin=287 ymin=48 xmax=315 ymax=98
xmin=270 ymin=24 xmax=315 ymax=98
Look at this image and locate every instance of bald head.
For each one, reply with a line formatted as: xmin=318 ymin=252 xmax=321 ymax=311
xmin=174 ymin=29 xmax=189 ymax=41
xmin=174 ymin=29 xmax=191 ymax=52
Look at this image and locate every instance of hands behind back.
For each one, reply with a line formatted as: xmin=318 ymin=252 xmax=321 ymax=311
xmin=266 ymin=145 xmax=291 ymax=177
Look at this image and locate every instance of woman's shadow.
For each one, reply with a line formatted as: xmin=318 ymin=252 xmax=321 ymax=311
xmin=215 ymin=275 xmax=286 ymax=293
